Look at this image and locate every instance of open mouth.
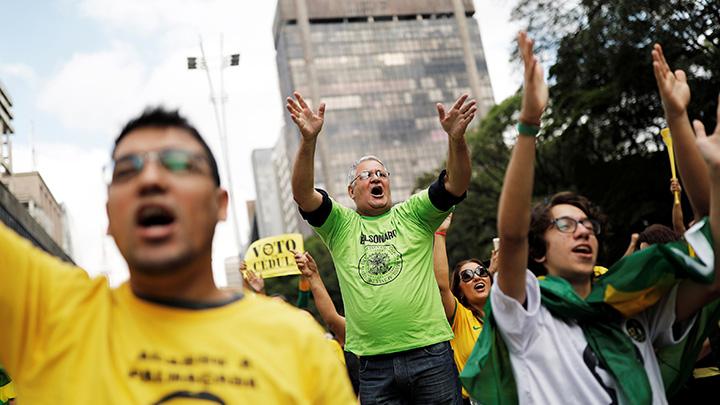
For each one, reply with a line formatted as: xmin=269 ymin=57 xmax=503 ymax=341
xmin=571 ymin=244 xmax=594 ymax=260
xmin=474 ymin=281 xmax=486 ymax=292
xmin=135 ymin=205 xmax=176 ymax=239
xmin=370 ymin=185 xmax=384 ymax=197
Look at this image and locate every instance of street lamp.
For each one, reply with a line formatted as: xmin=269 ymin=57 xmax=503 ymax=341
xmin=187 ymin=35 xmax=243 ymax=256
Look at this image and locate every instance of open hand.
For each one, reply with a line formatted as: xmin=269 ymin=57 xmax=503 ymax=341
xmin=286 ymin=91 xmax=326 ymax=140
xmin=518 ymin=32 xmax=548 ymax=125
xmin=294 ymin=250 xmax=319 ymax=279
xmin=437 ymin=94 xmax=477 ymax=140
xmin=694 ymin=95 xmax=720 ymax=172
xmin=652 ymin=44 xmax=690 ymax=119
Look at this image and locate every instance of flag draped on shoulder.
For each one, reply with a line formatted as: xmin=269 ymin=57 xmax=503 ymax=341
xmin=460 ymin=218 xmax=718 ymax=404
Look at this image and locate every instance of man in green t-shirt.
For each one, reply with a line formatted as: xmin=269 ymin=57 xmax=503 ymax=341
xmin=287 ymin=91 xmax=476 ymax=403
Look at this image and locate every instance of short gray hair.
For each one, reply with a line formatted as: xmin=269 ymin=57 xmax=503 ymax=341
xmin=347 ymin=155 xmax=386 ymax=186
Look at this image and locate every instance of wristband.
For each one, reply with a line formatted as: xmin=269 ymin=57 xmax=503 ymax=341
xmin=435 ymin=231 xmax=447 ymax=236
xmin=517 ymin=122 xmax=541 ymax=137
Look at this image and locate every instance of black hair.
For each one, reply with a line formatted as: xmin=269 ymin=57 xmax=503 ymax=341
xmin=637 ymin=224 xmax=681 ymax=247
xmin=112 ymin=107 xmax=221 ymax=186
xmin=528 ymin=191 xmax=605 ymax=276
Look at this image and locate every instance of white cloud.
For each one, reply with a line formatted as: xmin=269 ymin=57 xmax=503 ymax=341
xmin=0 ymin=63 xmax=37 ymax=86
xmin=473 ymin=0 xmax=523 ymax=102
xmin=37 ymin=42 xmax=148 ymax=138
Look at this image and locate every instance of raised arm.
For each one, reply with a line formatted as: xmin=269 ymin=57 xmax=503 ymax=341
xmin=295 ymin=251 xmax=346 ymax=345
xmin=674 ymin=103 xmax=720 ymax=322
xmin=652 ymin=44 xmax=709 ymax=219
xmin=496 ymin=32 xmax=548 ymax=303
xmin=433 ymin=214 xmax=458 ymax=320
xmin=670 ymin=178 xmax=687 ymax=234
xmin=437 ymin=94 xmax=476 ymax=197
xmin=288 ymin=92 xmax=326 ymax=212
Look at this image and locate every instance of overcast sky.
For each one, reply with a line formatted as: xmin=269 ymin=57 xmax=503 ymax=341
xmin=0 ymin=0 xmax=522 ymax=286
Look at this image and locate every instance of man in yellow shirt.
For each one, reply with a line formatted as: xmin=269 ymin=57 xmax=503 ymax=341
xmin=0 ymin=108 xmax=355 ymax=404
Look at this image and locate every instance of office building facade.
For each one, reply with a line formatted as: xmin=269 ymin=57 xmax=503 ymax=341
xmin=258 ymin=0 xmax=494 ymax=236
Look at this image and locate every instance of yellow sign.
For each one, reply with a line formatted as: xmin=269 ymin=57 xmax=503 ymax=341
xmin=243 ymin=233 xmax=304 ymax=278
xmin=660 ymin=128 xmax=680 ymax=204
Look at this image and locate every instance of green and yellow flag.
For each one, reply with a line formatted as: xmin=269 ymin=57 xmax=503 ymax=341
xmin=0 ymin=364 xmax=15 ymax=405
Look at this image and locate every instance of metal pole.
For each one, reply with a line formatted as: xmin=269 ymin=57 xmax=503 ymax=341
xmin=198 ymin=36 xmax=243 ymax=255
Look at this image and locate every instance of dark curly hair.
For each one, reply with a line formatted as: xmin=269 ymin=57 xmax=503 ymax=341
xmin=528 ymin=192 xmax=605 ymax=276
xmin=637 ymin=224 xmax=681 ymax=247
xmin=450 ymin=258 xmax=491 ymax=309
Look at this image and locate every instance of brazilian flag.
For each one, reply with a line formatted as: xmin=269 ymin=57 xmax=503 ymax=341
xmin=0 ymin=364 xmax=15 ymax=405
xmin=460 ymin=218 xmax=719 ymax=404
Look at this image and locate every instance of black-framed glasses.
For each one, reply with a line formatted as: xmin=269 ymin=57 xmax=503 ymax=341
xmin=460 ymin=266 xmax=490 ymax=283
xmin=350 ymin=169 xmax=390 ymax=186
xmin=552 ymin=216 xmax=601 ymax=235
xmin=104 ymin=149 xmax=210 ymax=184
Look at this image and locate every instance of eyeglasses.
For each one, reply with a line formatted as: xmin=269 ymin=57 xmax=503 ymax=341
xmin=350 ymin=169 xmax=390 ymax=186
xmin=460 ymin=266 xmax=490 ymax=283
xmin=552 ymin=216 xmax=601 ymax=235
xmin=104 ymin=149 xmax=210 ymax=184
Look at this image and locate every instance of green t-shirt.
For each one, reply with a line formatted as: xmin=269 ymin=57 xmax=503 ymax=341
xmin=314 ymin=190 xmax=454 ymax=356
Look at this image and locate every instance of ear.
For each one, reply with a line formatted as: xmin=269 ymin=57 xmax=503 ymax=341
xmin=348 ymin=184 xmax=355 ymax=200
xmin=216 ymin=188 xmax=229 ymax=221
xmin=105 ymin=202 xmax=112 ymax=236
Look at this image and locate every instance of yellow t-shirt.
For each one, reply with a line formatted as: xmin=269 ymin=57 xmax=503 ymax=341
xmin=450 ymin=297 xmax=483 ymax=398
xmin=0 ymin=223 xmax=355 ymax=404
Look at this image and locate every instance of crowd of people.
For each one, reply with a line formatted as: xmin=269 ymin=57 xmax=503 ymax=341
xmin=1 ymin=31 xmax=720 ymax=404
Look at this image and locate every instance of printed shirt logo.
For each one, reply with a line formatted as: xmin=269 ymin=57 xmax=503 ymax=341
xmin=625 ymin=319 xmax=647 ymax=343
xmin=358 ymin=244 xmax=403 ymax=285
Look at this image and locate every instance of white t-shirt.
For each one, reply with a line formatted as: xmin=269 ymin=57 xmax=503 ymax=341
xmin=491 ymin=270 xmax=694 ymax=405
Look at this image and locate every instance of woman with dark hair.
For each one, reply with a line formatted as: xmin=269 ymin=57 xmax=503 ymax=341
xmin=433 ymin=214 xmax=492 ymax=404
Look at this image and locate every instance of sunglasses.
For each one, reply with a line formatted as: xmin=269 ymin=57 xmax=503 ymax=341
xmin=460 ymin=266 xmax=490 ymax=283
xmin=105 ymin=149 xmax=210 ymax=184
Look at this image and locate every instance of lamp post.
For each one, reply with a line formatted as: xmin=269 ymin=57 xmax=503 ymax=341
xmin=187 ymin=35 xmax=243 ymax=256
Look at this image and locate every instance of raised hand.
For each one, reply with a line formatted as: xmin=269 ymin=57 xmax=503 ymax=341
xmin=518 ymin=31 xmax=548 ymax=125
xmin=694 ymin=96 xmax=720 ymax=171
xmin=670 ymin=178 xmax=682 ymax=195
xmin=652 ymin=44 xmax=690 ymax=119
xmin=436 ymin=213 xmax=453 ymax=234
xmin=437 ymin=94 xmax=477 ymax=140
xmin=244 ymin=269 xmax=265 ymax=293
xmin=286 ymin=91 xmax=326 ymax=140
xmin=294 ymin=250 xmax=319 ymax=279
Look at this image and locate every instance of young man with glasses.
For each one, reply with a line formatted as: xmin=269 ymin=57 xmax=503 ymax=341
xmin=0 ymin=108 xmax=355 ymax=403
xmin=461 ymin=32 xmax=720 ymax=404
xmin=287 ymin=90 xmax=475 ymax=403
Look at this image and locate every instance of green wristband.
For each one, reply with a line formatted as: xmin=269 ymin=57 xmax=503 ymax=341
xmin=517 ymin=122 xmax=541 ymax=137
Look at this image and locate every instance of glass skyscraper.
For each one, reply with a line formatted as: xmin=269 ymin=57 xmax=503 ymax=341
xmin=254 ymin=0 xmax=494 ymax=236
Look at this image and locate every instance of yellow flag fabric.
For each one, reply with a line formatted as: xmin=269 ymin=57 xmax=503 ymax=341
xmin=243 ymin=234 xmax=304 ymax=278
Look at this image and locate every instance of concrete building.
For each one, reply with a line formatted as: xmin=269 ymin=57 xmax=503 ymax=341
xmin=1 ymin=172 xmax=69 ymax=251
xmin=257 ymin=0 xmax=495 ymax=236
xmin=0 ymin=79 xmax=72 ymax=261
xmin=0 ymin=80 xmax=13 ymax=175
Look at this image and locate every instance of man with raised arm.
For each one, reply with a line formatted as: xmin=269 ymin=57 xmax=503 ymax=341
xmin=461 ymin=33 xmax=720 ymax=404
xmin=287 ymin=91 xmax=475 ymax=403
xmin=0 ymin=108 xmax=355 ymax=404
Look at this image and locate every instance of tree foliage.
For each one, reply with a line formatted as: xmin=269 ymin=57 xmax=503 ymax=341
xmin=424 ymin=0 xmax=716 ymax=268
